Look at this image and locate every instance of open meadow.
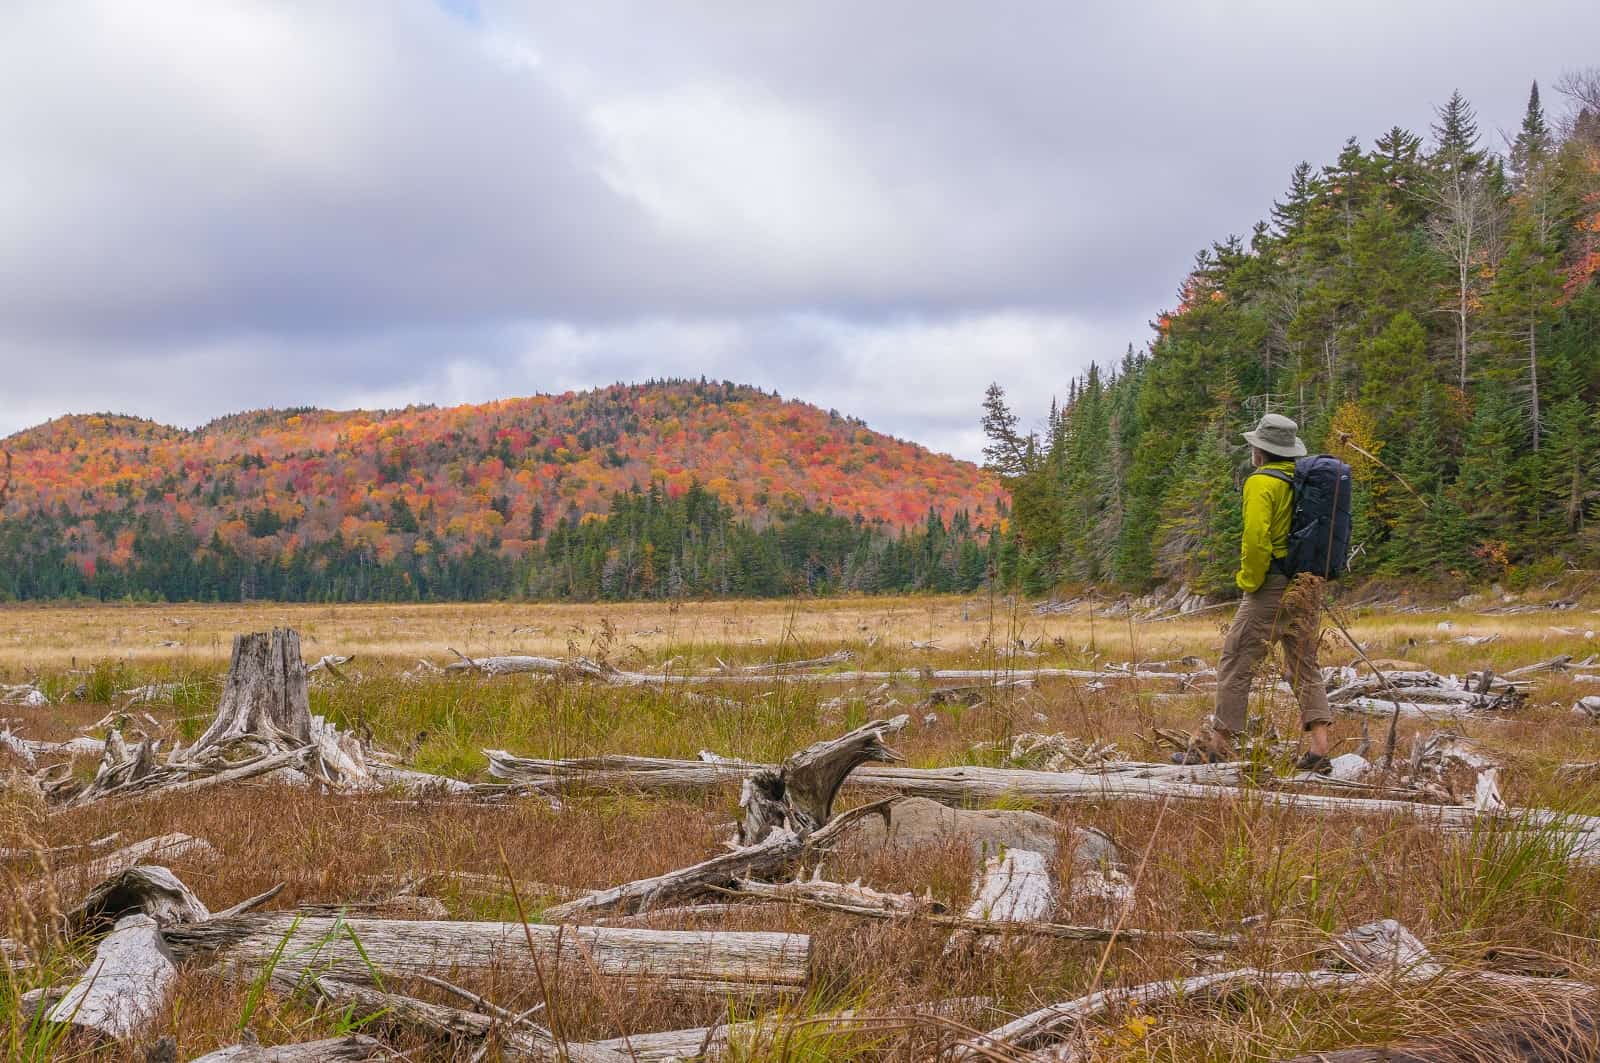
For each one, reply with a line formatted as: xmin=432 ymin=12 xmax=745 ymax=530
xmin=6 ymin=585 xmax=1600 ymax=1061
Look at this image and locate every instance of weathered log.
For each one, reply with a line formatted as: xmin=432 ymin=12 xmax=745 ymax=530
xmin=187 ymin=1034 xmax=388 ymax=1061
xmin=579 ymin=997 xmax=995 ymax=1062
xmin=452 ymin=654 xmax=1212 ymax=686
xmin=58 ymin=747 xmax=310 ymax=810
xmin=46 ymin=913 xmax=176 ymax=1041
xmin=730 ymin=875 xmax=933 ymax=915
xmin=953 ymin=919 xmax=1589 ymax=1061
xmin=739 ymin=715 xmax=907 ymax=843
xmin=69 ymin=864 xmax=212 ymax=933
xmin=717 ymin=879 xmax=1236 ymax=948
xmin=946 ymin=848 xmax=1057 ymax=953
xmin=723 ymin=649 xmax=854 ymax=674
xmin=165 ymin=914 xmax=810 ymax=997
xmin=294 ymin=975 xmax=628 ymax=1063
xmin=545 ymin=801 xmax=892 ymax=922
xmin=486 ymin=753 xmax=1600 ymax=863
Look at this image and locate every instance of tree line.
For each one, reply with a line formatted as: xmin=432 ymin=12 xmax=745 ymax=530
xmin=984 ymin=78 xmax=1600 ymax=595
xmin=0 ymin=479 xmax=994 ymax=603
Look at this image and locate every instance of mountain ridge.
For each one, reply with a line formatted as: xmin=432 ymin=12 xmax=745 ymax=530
xmin=1 ymin=380 xmax=1001 ymax=597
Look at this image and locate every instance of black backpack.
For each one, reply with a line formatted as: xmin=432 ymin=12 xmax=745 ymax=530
xmin=1251 ymin=455 xmax=1353 ymax=579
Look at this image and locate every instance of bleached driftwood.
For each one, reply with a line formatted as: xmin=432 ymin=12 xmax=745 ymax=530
xmin=166 ymin=914 xmax=810 ymax=997
xmin=738 ymin=715 xmax=907 ymax=843
xmin=720 ymin=650 xmax=854 ymax=674
xmin=545 ymin=801 xmax=892 ymax=922
xmin=46 ymin=914 xmax=176 ymax=1041
xmin=0 ymin=830 xmax=122 ymax=863
xmin=963 ymin=848 xmax=1055 ymax=923
xmin=69 ymin=864 xmax=212 ymax=932
xmin=449 ymin=654 xmax=1213 ymax=686
xmin=188 ymin=1034 xmax=388 ymax=1061
xmin=717 ymin=878 xmax=1238 ymax=949
xmin=579 ymin=997 xmax=995 ymax=1062
xmin=729 ymin=874 xmax=932 ymax=916
xmin=294 ymin=975 xmax=627 ymax=1063
xmin=486 ymin=752 xmax=1600 ymax=861
xmin=306 ymin=654 xmax=354 ymax=678
xmin=953 ymin=919 xmax=1588 ymax=1061
xmin=0 ymin=683 xmax=49 ymax=707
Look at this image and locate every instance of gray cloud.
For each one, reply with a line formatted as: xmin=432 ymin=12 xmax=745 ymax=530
xmin=1 ymin=0 xmax=1597 ymax=458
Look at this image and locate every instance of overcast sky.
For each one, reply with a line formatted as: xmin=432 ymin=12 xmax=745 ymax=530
xmin=2 ymin=1 xmax=1597 ymax=460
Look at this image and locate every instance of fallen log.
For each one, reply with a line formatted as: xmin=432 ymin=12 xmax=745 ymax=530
xmin=165 ymin=914 xmax=810 ymax=997
xmin=188 ymin=1034 xmax=388 ymax=1061
xmin=46 ymin=913 xmax=176 ymax=1041
xmin=579 ymin=997 xmax=994 ymax=1062
xmin=486 ymin=753 xmax=1600 ymax=864
xmin=69 ymin=864 xmax=212 ymax=933
xmin=962 ymin=849 xmax=1055 ymax=924
xmin=947 ymin=848 xmax=1056 ymax=954
xmin=714 ymin=880 xmax=1238 ymax=949
xmin=450 ymin=654 xmax=1213 ymax=686
xmin=294 ymin=975 xmax=628 ymax=1063
xmin=953 ymin=920 xmax=1589 ymax=1061
xmin=545 ymin=801 xmax=892 ymax=922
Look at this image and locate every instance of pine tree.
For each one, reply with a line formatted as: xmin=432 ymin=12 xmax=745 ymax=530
xmin=1509 ymin=81 xmax=1551 ymax=187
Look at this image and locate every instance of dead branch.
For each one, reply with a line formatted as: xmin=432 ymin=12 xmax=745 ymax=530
xmin=953 ymin=919 xmax=1589 ymax=1061
xmin=545 ymin=799 xmax=894 ymax=922
xmin=188 ymin=1034 xmax=388 ymax=1061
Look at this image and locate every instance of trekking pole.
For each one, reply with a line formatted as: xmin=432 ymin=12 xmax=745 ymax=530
xmin=1336 ymin=432 xmax=1430 ymax=509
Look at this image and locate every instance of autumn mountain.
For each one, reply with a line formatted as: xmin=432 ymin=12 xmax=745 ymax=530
xmin=2 ymin=380 xmax=1000 ymax=589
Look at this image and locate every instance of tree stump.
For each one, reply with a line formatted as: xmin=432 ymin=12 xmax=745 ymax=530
xmin=189 ymin=629 xmax=312 ymax=755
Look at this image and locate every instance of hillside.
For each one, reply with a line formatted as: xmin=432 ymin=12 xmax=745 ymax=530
xmin=984 ymin=85 xmax=1600 ymax=594
xmin=0 ymin=380 xmax=1002 ymax=601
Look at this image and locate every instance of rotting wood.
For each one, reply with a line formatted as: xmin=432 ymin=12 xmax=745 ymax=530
xmin=165 ymin=913 xmax=811 ymax=997
xmin=46 ymin=913 xmax=176 ymax=1042
xmin=187 ymin=1034 xmax=389 ymax=1061
xmin=68 ymin=864 xmax=212 ymax=933
xmin=739 ymin=715 xmax=907 ymax=843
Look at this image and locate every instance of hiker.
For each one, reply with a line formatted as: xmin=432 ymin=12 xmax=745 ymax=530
xmin=1174 ymin=413 xmax=1335 ymax=773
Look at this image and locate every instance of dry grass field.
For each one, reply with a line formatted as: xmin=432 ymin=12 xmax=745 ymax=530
xmin=6 ymin=585 xmax=1600 ymax=1061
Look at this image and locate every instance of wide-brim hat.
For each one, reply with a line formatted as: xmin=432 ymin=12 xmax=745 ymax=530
xmin=1243 ymin=413 xmax=1307 ymax=458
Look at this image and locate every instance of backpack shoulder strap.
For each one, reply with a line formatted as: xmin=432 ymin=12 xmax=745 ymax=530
xmin=1249 ymin=467 xmax=1294 ymax=487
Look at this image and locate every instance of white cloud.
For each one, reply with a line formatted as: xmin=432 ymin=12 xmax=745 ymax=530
xmin=2 ymin=0 xmax=1598 ymax=462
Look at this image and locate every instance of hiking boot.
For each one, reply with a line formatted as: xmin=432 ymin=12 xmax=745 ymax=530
xmin=1293 ymin=751 xmax=1334 ymax=776
xmin=1170 ymin=724 xmax=1237 ymax=765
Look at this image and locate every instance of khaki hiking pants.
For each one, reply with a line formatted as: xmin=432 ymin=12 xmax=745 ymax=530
xmin=1214 ymin=574 xmax=1331 ymax=734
